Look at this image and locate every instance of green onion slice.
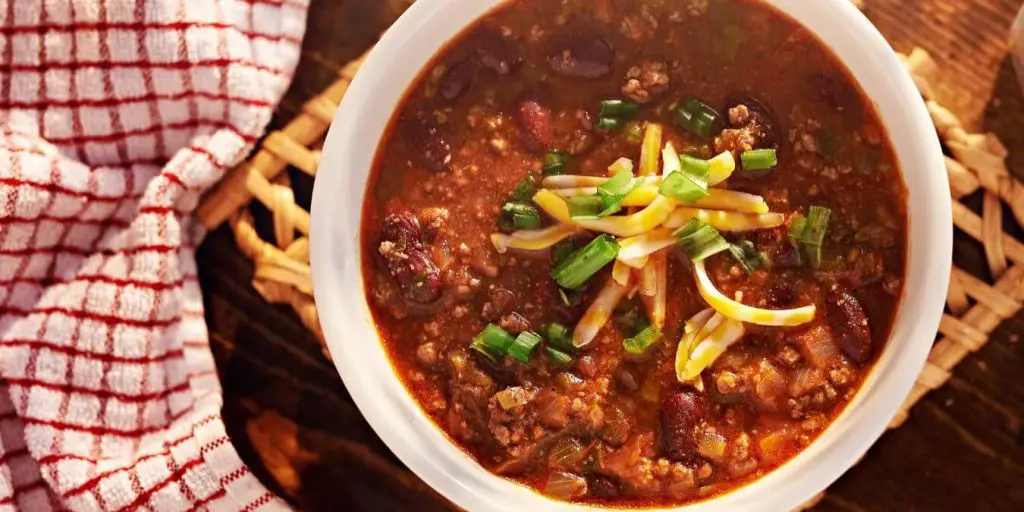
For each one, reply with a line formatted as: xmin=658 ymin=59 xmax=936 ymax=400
xmin=659 ymin=155 xmax=711 ymax=203
xmin=551 ymin=234 xmax=620 ymax=290
xmin=740 ymin=149 xmax=778 ymax=171
xmin=545 ymin=346 xmax=574 ymax=366
xmin=502 ymin=202 xmax=542 ymax=229
xmin=803 ymin=206 xmax=832 ymax=246
xmin=729 ymin=240 xmax=768 ymax=274
xmin=675 ymin=218 xmax=730 ymax=262
xmin=786 ymin=207 xmax=832 ymax=268
xmin=470 ymin=324 xmax=516 ymax=362
xmin=544 ymin=150 xmax=570 ymax=176
xmin=675 ymin=97 xmax=720 ymax=139
xmin=551 ymin=239 xmax=576 ymax=266
xmin=597 ymin=116 xmax=623 ymax=132
xmin=787 ymin=214 xmax=808 ymax=242
xmin=600 ymin=99 xmax=640 ymax=118
xmin=566 ymin=196 xmax=605 ymax=220
xmin=558 ymin=288 xmax=584 ymax=307
xmin=508 ymin=331 xmax=542 ymax=363
xmin=543 ymin=323 xmax=574 ymax=352
xmin=623 ymin=324 xmax=660 ymax=354
xmin=509 ymin=175 xmax=538 ymax=202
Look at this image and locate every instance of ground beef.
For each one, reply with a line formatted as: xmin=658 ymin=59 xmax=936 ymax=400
xmin=498 ymin=312 xmax=532 ymax=333
xmin=714 ymin=104 xmax=769 ymax=156
xmin=601 ymin=434 xmax=698 ymax=498
xmin=621 ymin=60 xmax=670 ymax=104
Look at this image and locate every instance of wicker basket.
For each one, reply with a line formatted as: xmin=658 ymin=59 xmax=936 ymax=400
xmin=194 ymin=42 xmax=1024 ymax=509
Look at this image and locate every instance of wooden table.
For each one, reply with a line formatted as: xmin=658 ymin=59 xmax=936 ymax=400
xmin=195 ymin=0 xmax=1024 ymax=510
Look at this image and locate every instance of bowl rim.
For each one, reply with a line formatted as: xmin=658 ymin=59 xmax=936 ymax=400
xmin=309 ymin=0 xmax=952 ymax=510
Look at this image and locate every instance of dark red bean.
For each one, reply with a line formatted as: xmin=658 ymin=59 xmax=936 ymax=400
xmin=809 ymin=72 xmax=856 ymax=110
xmin=380 ymin=212 xmax=443 ymax=304
xmin=547 ymin=35 xmax=614 ymax=79
xmin=826 ymin=290 xmax=872 ymax=363
xmin=475 ymin=29 xmax=522 ymax=76
xmin=438 ymin=60 xmax=476 ymax=104
xmin=587 ymin=475 xmax=620 ymax=499
xmin=407 ymin=115 xmax=452 ymax=172
xmin=660 ymin=390 xmax=705 ymax=462
xmin=515 ymin=97 xmax=553 ymax=153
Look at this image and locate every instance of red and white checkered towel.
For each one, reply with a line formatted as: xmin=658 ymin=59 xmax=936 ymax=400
xmin=0 ymin=0 xmax=308 ymax=509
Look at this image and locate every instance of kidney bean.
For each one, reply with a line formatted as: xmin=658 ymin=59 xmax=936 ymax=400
xmin=475 ymin=29 xmax=522 ymax=76
xmin=438 ymin=60 xmax=476 ymax=104
xmin=587 ymin=475 xmax=620 ymax=499
xmin=661 ymin=390 xmax=705 ymax=462
xmin=547 ymin=35 xmax=614 ymax=78
xmin=380 ymin=212 xmax=443 ymax=304
xmin=407 ymin=115 xmax=452 ymax=171
xmin=825 ymin=290 xmax=872 ymax=363
xmin=515 ymin=96 xmax=553 ymax=153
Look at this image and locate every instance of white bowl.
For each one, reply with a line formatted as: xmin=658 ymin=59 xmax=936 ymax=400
xmin=310 ymin=0 xmax=951 ymax=510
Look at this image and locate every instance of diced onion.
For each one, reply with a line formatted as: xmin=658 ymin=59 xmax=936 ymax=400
xmin=490 ymin=224 xmax=579 ymax=254
xmin=573 ymin=275 xmax=631 ymax=348
xmin=664 ymin=207 xmax=786 ymax=232
xmin=693 ymin=260 xmax=815 ymax=326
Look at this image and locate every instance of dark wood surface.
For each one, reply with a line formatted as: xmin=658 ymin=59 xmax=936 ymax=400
xmin=196 ymin=1 xmax=1024 ymax=510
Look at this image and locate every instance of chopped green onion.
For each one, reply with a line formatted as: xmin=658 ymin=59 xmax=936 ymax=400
xmin=787 ymin=214 xmax=808 ymax=242
xmin=551 ymin=239 xmax=576 ymax=266
xmin=624 ymin=324 xmax=660 ymax=354
xmin=675 ymin=218 xmax=730 ymax=262
xmin=543 ymin=323 xmax=574 ymax=352
xmin=508 ymin=331 xmax=542 ymax=363
xmin=597 ymin=116 xmax=623 ymax=132
xmin=502 ymin=202 xmax=542 ymax=229
xmin=558 ymin=288 xmax=584 ymax=307
xmin=509 ymin=175 xmax=537 ymax=202
xmin=566 ymin=196 xmax=605 ymax=220
xmin=598 ymin=170 xmax=636 ymax=197
xmin=729 ymin=240 xmax=768 ymax=274
xmin=471 ymin=324 xmax=516 ymax=362
xmin=674 ymin=97 xmax=720 ymax=138
xmin=544 ymin=150 xmax=570 ymax=175
xmin=803 ymin=206 xmax=832 ymax=246
xmin=607 ymin=157 xmax=634 ymax=175
xmin=552 ymin=234 xmax=620 ymax=289
xmin=786 ymin=207 xmax=831 ymax=268
xmin=659 ymin=160 xmax=711 ymax=203
xmin=599 ymin=99 xmax=640 ymax=118
xmin=740 ymin=149 xmax=778 ymax=171
xmin=545 ymin=346 xmax=574 ymax=366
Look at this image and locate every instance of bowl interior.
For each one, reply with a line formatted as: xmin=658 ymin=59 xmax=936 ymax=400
xmin=310 ymin=0 xmax=951 ymax=510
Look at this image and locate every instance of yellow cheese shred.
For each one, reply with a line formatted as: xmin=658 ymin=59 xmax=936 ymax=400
xmin=489 ymin=224 xmax=578 ymax=254
xmin=693 ymin=260 xmax=816 ymax=326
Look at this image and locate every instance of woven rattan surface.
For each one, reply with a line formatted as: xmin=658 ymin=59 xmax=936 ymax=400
xmin=196 ymin=1 xmax=1024 ymax=510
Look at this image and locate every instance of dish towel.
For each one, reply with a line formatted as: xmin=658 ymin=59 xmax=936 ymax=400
xmin=0 ymin=0 xmax=308 ymax=509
